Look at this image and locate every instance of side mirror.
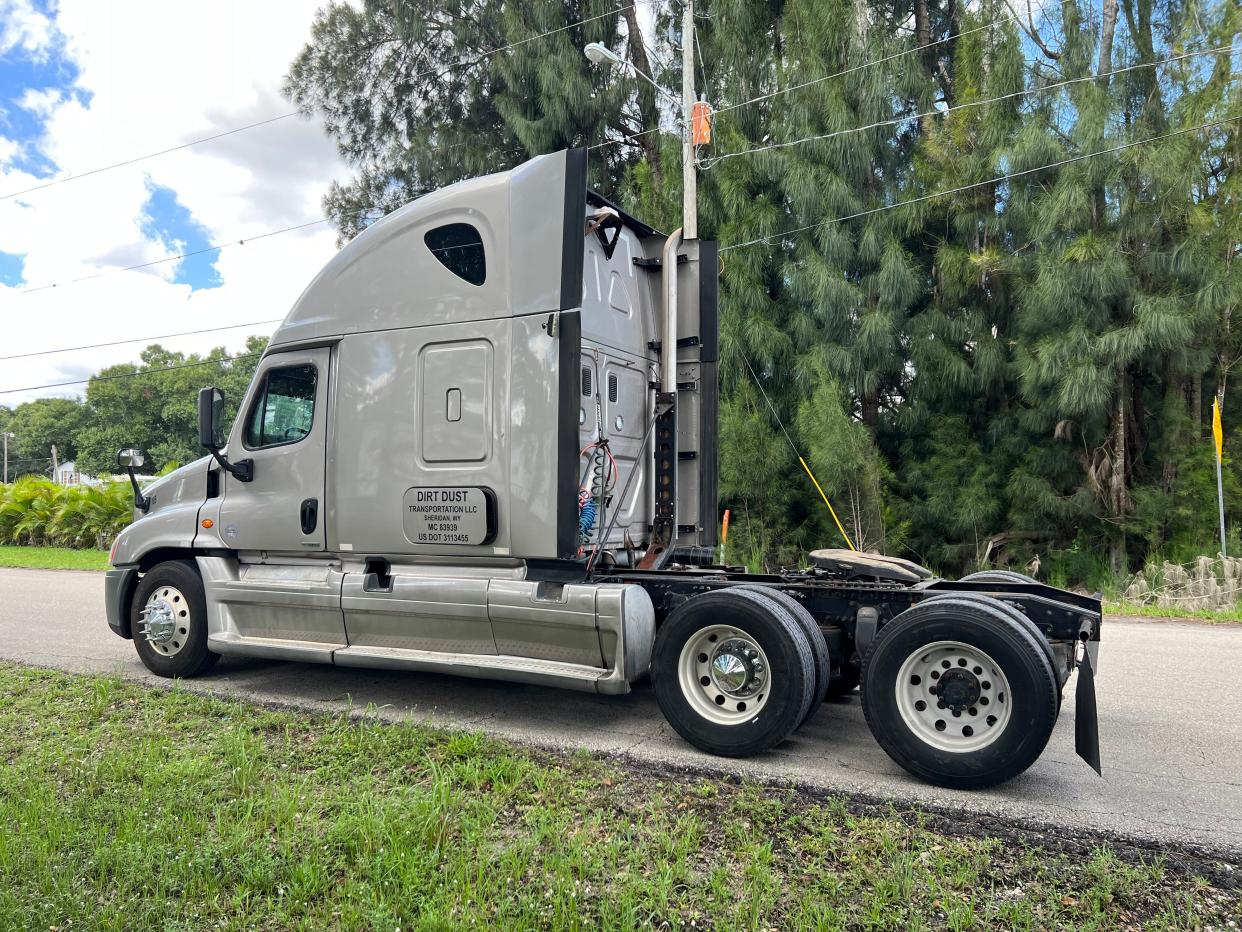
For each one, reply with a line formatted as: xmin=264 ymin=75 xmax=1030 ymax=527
xmin=198 ymin=387 xmax=226 ymax=450
xmin=116 ymin=447 xmax=150 ymax=513
xmin=197 ymin=386 xmax=253 ymax=482
xmin=116 ymin=447 xmax=146 ymax=469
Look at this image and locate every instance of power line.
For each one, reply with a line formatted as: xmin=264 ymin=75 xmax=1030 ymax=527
xmin=0 ymin=6 xmax=634 ymax=204
xmin=739 ymin=352 xmax=857 ymax=551
xmin=589 ymin=126 xmax=661 ymax=151
xmin=721 ymin=115 xmax=1240 ymax=253
xmin=0 ymin=319 xmax=283 ymax=361
xmin=14 ymin=216 xmax=345 ymax=296
xmin=438 ymin=4 xmax=634 ymax=75
xmin=701 ymin=44 xmax=1239 ymax=168
xmin=9 ymin=203 xmax=516 ymax=297
xmin=713 ymin=0 xmax=1078 ymax=118
xmin=0 ymin=353 xmax=262 ymax=396
xmin=0 ymin=113 xmax=299 ymax=203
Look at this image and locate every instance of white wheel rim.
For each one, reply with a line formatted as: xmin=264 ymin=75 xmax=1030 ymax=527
xmin=677 ymin=624 xmax=772 ymax=725
xmin=894 ymin=640 xmax=1013 ymax=753
xmin=139 ymin=585 xmax=191 ymax=658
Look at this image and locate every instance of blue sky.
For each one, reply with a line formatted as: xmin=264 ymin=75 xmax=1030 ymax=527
xmin=0 ymin=0 xmax=220 ymax=290
xmin=0 ymin=2 xmax=81 ymax=178
xmin=0 ymin=0 xmax=350 ymax=405
xmin=0 ymin=249 xmax=23 ymax=285
xmin=138 ymin=181 xmax=223 ymax=289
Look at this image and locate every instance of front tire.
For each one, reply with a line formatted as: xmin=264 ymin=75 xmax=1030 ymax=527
xmin=652 ymin=589 xmax=815 ymax=757
xmin=131 ymin=560 xmax=219 ymax=678
xmin=861 ymin=598 xmax=1059 ymax=789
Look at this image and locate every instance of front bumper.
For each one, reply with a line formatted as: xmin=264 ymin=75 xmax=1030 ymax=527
xmin=104 ymin=567 xmax=138 ymax=639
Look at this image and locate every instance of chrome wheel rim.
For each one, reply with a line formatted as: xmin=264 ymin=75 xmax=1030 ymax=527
xmin=677 ymin=625 xmax=771 ymax=725
xmin=139 ymin=585 xmax=191 ymax=657
xmin=894 ymin=640 xmax=1012 ymax=753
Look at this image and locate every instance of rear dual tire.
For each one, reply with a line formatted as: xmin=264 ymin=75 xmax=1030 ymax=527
xmin=732 ymin=584 xmax=830 ymax=721
xmin=861 ymin=595 xmax=1059 ymax=789
xmin=959 ymin=570 xmax=1038 ymax=585
xmin=652 ymin=589 xmax=816 ymax=757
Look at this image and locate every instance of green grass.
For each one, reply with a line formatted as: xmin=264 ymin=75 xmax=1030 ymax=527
xmin=0 ymin=665 xmax=1236 ymax=930
xmin=1104 ymin=600 xmax=1242 ymax=623
xmin=0 ymin=545 xmax=109 ymax=570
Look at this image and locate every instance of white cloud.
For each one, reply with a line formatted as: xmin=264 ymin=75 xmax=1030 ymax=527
xmin=0 ymin=135 xmax=19 ymax=167
xmin=0 ymin=0 xmax=352 ymax=406
xmin=0 ymin=0 xmax=55 ymax=58
xmin=16 ymin=87 xmax=60 ymax=117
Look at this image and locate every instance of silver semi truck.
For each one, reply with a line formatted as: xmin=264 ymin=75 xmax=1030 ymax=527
xmin=104 ymin=149 xmax=1102 ymax=789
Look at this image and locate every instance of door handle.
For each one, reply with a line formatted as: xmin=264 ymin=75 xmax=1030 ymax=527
xmin=299 ymin=498 xmax=318 ymax=535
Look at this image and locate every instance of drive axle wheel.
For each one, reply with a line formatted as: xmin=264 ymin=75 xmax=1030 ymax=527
xmin=677 ymin=625 xmax=773 ymax=724
xmin=861 ymin=598 xmax=1058 ymax=789
xmin=732 ymin=584 xmax=830 ymax=723
xmin=893 ymin=640 xmax=1013 ymax=753
xmin=131 ymin=560 xmax=219 ymax=678
xmin=653 ymin=589 xmax=815 ymax=758
xmin=959 ymin=570 xmax=1038 ymax=585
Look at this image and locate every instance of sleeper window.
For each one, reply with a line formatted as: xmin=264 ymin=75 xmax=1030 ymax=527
xmin=425 ymin=223 xmax=486 ymax=286
xmin=244 ymin=364 xmax=317 ymax=448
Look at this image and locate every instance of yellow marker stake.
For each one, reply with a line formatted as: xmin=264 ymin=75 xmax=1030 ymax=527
xmin=1214 ymin=397 xmax=1226 ymax=557
xmin=799 ymin=456 xmax=857 ymax=552
xmin=1213 ymin=397 xmax=1224 ymax=462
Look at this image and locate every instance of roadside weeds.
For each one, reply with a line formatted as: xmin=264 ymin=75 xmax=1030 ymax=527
xmin=1 ymin=662 xmax=1238 ymax=930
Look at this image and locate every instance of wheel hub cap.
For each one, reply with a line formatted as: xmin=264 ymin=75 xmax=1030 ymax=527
xmin=139 ymin=585 xmax=190 ymax=657
xmin=677 ymin=625 xmax=773 ymax=726
xmin=934 ymin=669 xmax=980 ymax=711
xmin=139 ymin=599 xmax=176 ymax=644
xmin=894 ymin=640 xmax=1013 ymax=753
xmin=710 ymin=639 xmax=765 ymax=696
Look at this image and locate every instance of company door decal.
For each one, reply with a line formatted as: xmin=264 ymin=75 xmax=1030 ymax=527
xmin=402 ymin=486 xmax=497 ymax=545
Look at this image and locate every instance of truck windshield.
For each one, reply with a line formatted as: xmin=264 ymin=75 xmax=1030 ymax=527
xmin=244 ymin=364 xmax=317 ymax=448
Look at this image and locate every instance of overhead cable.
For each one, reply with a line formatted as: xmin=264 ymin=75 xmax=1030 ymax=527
xmin=0 ymin=319 xmax=283 ymax=361
xmin=0 ymin=113 xmax=299 ymax=202
xmin=0 ymin=353 xmax=263 ymax=396
xmin=14 ymin=217 xmax=353 ymax=297
xmin=1 ymin=5 xmax=635 ymax=202
xmin=701 ymin=44 xmax=1239 ymax=168
xmin=713 ymin=0 xmax=1078 ymax=118
xmin=720 ymin=116 xmax=1240 ymax=253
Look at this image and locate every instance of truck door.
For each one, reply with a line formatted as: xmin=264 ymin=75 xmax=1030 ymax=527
xmin=217 ymin=347 xmax=330 ymax=552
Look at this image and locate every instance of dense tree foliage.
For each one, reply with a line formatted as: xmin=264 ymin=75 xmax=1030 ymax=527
xmin=286 ymin=0 xmax=1239 ymax=584
xmin=0 ymin=338 xmax=265 ymax=481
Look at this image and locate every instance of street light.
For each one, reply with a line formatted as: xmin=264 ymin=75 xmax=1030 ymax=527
xmin=584 ymin=4 xmax=703 ymax=569
xmin=582 ymin=0 xmax=700 ymax=240
xmin=582 ymin=42 xmax=680 ymax=105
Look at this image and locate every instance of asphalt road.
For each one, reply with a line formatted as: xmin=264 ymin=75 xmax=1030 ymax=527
xmin=4 ymin=566 xmax=1241 ymax=854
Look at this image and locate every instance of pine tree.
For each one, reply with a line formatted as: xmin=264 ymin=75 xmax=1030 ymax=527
xmin=285 ymin=0 xmax=662 ymax=238
xmin=282 ymin=0 xmax=1240 ymax=578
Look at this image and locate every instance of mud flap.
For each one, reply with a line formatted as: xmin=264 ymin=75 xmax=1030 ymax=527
xmin=1074 ymin=644 xmax=1102 ymax=776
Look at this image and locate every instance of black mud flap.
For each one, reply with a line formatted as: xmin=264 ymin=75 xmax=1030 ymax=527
xmin=1074 ymin=645 xmax=1102 ymax=775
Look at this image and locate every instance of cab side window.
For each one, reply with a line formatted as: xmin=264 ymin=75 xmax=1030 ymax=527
xmin=425 ymin=223 xmax=486 ymax=286
xmin=244 ymin=364 xmax=317 ymax=448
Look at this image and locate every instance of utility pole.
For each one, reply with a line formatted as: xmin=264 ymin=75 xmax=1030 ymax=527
xmin=681 ymin=0 xmax=697 ymax=241
xmin=51 ymin=444 xmax=59 ymax=484
xmin=2 ymin=432 xmax=8 ymax=484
